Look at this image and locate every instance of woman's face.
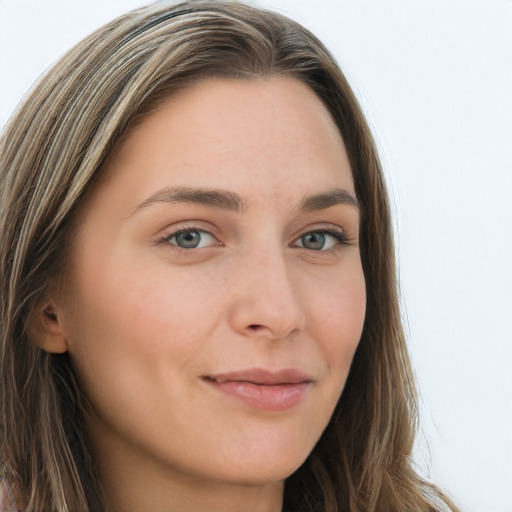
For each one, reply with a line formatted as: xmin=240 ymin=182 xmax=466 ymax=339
xmin=55 ymin=78 xmax=365 ymax=494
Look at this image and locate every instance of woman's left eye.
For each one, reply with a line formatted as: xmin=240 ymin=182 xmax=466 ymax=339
xmin=163 ymin=228 xmax=218 ymax=249
xmin=294 ymin=230 xmax=346 ymax=251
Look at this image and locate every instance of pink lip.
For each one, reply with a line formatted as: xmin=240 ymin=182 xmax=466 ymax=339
xmin=203 ymin=368 xmax=313 ymax=411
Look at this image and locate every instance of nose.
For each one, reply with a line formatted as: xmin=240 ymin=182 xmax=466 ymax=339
xmin=228 ymin=250 xmax=306 ymax=341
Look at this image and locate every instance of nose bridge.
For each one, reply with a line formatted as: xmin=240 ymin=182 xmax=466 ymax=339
xmin=229 ymin=242 xmax=306 ymax=339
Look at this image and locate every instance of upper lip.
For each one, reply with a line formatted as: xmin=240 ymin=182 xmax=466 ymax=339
xmin=205 ymin=368 xmax=314 ymax=386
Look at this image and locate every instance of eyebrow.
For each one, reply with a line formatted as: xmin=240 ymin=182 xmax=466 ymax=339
xmin=131 ymin=186 xmax=246 ymax=216
xmin=130 ymin=186 xmax=360 ymax=216
xmin=299 ymin=189 xmax=360 ymax=213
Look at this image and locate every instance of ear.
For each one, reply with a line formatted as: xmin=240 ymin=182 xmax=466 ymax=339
xmin=27 ymin=300 xmax=69 ymax=354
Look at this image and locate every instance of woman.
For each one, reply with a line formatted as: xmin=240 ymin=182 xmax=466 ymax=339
xmin=0 ymin=1 xmax=458 ymax=511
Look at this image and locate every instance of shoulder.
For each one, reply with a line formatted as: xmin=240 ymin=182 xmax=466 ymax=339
xmin=0 ymin=479 xmax=18 ymax=512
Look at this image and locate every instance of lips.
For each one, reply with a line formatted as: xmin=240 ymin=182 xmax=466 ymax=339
xmin=203 ymin=368 xmax=313 ymax=411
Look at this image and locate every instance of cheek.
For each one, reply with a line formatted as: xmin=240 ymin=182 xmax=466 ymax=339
xmin=62 ymin=270 xmax=213 ymax=444
xmin=63 ymin=258 xmax=220 ymax=392
xmin=307 ymin=266 xmax=366 ymax=375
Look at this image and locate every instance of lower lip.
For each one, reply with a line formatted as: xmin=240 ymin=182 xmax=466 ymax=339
xmin=206 ymin=380 xmax=310 ymax=411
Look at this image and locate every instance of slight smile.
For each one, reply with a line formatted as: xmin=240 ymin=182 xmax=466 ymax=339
xmin=203 ymin=368 xmax=314 ymax=411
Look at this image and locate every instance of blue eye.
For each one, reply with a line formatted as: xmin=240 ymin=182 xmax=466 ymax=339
xmin=165 ymin=229 xmax=217 ymax=249
xmin=295 ymin=230 xmax=346 ymax=251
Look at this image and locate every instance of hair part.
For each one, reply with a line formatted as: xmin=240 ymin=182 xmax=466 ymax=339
xmin=1 ymin=1 xmax=458 ymax=511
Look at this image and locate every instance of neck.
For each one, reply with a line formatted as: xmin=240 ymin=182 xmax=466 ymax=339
xmin=102 ymin=472 xmax=284 ymax=512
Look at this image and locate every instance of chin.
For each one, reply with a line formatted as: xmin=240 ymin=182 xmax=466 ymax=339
xmin=206 ymin=441 xmax=312 ymax=487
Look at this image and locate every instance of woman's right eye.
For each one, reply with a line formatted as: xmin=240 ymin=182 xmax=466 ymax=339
xmin=162 ymin=228 xmax=219 ymax=249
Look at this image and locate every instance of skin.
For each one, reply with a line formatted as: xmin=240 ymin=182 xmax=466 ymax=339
xmin=41 ymin=78 xmax=366 ymax=512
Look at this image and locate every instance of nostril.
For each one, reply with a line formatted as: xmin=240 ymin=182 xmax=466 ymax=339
xmin=248 ymin=324 xmax=262 ymax=331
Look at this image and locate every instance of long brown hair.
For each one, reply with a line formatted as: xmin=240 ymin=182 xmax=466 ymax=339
xmin=0 ymin=1 xmax=458 ymax=511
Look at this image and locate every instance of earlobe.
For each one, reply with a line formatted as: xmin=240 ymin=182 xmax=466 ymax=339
xmin=27 ymin=301 xmax=69 ymax=354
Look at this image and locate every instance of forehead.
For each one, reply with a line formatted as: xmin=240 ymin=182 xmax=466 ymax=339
xmin=92 ymin=77 xmax=354 ymax=216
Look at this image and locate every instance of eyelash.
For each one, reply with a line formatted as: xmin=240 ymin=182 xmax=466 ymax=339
xmin=157 ymin=226 xmax=350 ymax=253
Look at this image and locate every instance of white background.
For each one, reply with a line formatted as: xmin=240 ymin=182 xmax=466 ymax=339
xmin=1 ymin=1 xmax=511 ymax=510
